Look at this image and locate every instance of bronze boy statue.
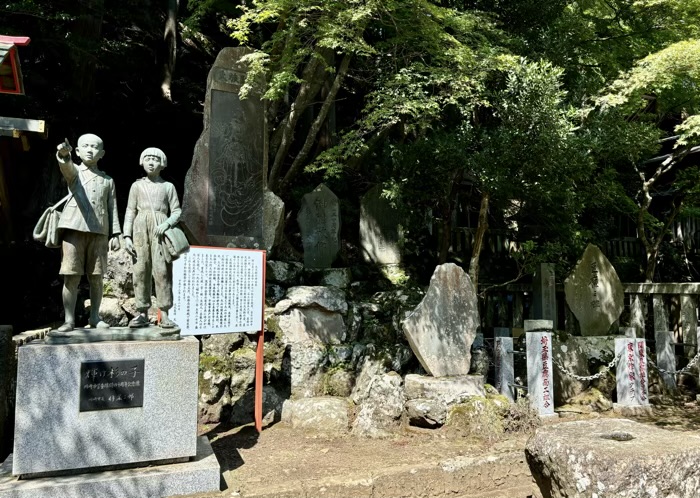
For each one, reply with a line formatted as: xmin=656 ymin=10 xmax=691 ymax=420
xmin=123 ymin=147 xmax=182 ymax=329
xmin=55 ymin=135 xmax=121 ymax=332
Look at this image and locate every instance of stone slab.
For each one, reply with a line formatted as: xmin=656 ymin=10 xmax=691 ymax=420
xmin=564 ymin=243 xmax=624 ymax=336
xmin=526 ymin=332 xmax=554 ymax=416
xmin=532 ymin=263 xmax=557 ymax=329
xmin=298 ymin=184 xmax=341 ymax=268
xmin=526 ymin=418 xmax=700 ymax=498
xmin=0 ymin=436 xmax=220 ymax=498
xmin=615 ymin=337 xmax=650 ymax=407
xmin=359 ymin=184 xmax=402 ymax=265
xmin=654 ymin=329 xmax=677 ymax=390
xmin=402 ymin=263 xmax=479 ymax=377
xmin=404 ymin=374 xmax=485 ymax=405
xmin=494 ymin=337 xmax=514 ymax=402
xmin=181 ymin=47 xmax=266 ymax=249
xmin=45 ymin=326 xmax=180 ymax=344
xmin=12 ymin=337 xmax=199 ymax=475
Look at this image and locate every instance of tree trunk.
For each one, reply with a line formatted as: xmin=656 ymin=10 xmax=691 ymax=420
xmin=161 ymin=0 xmax=179 ymax=101
xmin=469 ymin=191 xmax=490 ymax=289
xmin=642 ymin=198 xmax=682 ymax=283
xmin=268 ymin=52 xmax=330 ymax=190
xmin=644 ymin=249 xmax=658 ymax=284
xmin=278 ymin=54 xmax=352 ymax=192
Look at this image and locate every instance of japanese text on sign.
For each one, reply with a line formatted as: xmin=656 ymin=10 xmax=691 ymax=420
xmin=80 ymin=359 xmax=145 ymax=412
xmin=541 ymin=336 xmax=551 ymax=409
xmin=171 ymin=247 xmax=265 ymax=335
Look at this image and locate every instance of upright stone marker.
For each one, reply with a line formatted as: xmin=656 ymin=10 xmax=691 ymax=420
xmin=525 ymin=320 xmax=555 ymax=416
xmin=182 ymin=47 xmax=266 ymax=249
xmin=359 ymin=185 xmax=402 ymax=265
xmin=681 ymin=294 xmax=697 ymax=357
xmin=653 ymin=295 xmax=676 ymax=390
xmin=532 ymin=263 xmax=557 ymax=329
xmin=615 ymin=337 xmax=650 ymax=407
xmin=564 ymin=244 xmax=624 ymax=336
xmin=298 ymin=184 xmax=340 ymax=268
xmin=495 ymin=337 xmax=514 ymax=401
xmin=402 ymin=263 xmax=479 ymax=377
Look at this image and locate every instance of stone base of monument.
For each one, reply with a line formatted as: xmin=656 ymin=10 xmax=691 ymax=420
xmin=0 ymin=436 xmax=220 ymax=498
xmin=45 ymin=325 xmax=181 ymax=344
xmin=10 ymin=336 xmax=217 ymax=488
xmin=612 ymin=403 xmax=653 ymax=416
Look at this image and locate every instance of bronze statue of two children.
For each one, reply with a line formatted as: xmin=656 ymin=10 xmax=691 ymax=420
xmin=54 ymin=134 xmax=182 ymax=332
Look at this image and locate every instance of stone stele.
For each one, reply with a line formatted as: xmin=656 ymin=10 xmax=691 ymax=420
xmin=526 ymin=418 xmax=700 ymax=497
xmin=564 ymin=243 xmax=624 ymax=336
xmin=297 ymin=183 xmax=340 ymax=268
xmin=181 ymin=46 xmax=266 ymax=249
xmin=359 ymin=184 xmax=402 ymax=265
xmin=402 ymin=263 xmax=478 ymax=377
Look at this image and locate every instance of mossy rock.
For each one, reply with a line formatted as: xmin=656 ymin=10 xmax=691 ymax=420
xmin=446 ymin=396 xmax=508 ymax=438
xmin=199 ymin=352 xmax=231 ymax=376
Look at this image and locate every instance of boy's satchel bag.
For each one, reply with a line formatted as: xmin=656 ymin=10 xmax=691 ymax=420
xmin=33 ymin=193 xmax=72 ymax=248
xmin=162 ymin=224 xmax=190 ymax=264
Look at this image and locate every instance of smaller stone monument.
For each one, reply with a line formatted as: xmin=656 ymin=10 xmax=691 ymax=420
xmin=495 ymin=336 xmax=514 ymax=401
xmin=614 ymin=337 xmax=650 ymax=413
xmin=525 ymin=320 xmax=555 ymax=417
xmin=297 ymin=184 xmax=341 ymax=268
xmin=532 ymin=263 xmax=557 ymax=329
xmin=402 ymin=263 xmax=478 ymax=377
xmin=359 ymin=184 xmax=402 ymax=265
xmin=564 ymin=244 xmax=624 ymax=336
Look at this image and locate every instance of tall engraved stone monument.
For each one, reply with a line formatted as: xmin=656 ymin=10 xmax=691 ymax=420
xmin=181 ymin=47 xmax=266 ymax=249
xmin=564 ymin=244 xmax=624 ymax=336
xmin=298 ymin=184 xmax=340 ymax=268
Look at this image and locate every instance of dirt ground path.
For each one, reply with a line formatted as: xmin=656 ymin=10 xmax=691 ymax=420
xmin=183 ymin=402 xmax=700 ymax=498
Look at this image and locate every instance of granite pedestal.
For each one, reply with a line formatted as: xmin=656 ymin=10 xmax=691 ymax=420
xmin=0 ymin=436 xmax=220 ymax=498
xmin=12 ymin=337 xmax=200 ymax=476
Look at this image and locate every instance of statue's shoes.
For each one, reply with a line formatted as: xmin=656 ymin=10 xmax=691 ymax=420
xmin=56 ymin=322 xmax=74 ymax=332
xmin=89 ymin=320 xmax=110 ymax=329
xmin=159 ymin=317 xmax=177 ymax=329
xmin=129 ymin=315 xmax=149 ymax=328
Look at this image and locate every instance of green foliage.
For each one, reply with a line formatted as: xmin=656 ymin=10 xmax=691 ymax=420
xmin=599 ymin=39 xmax=700 ymax=118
